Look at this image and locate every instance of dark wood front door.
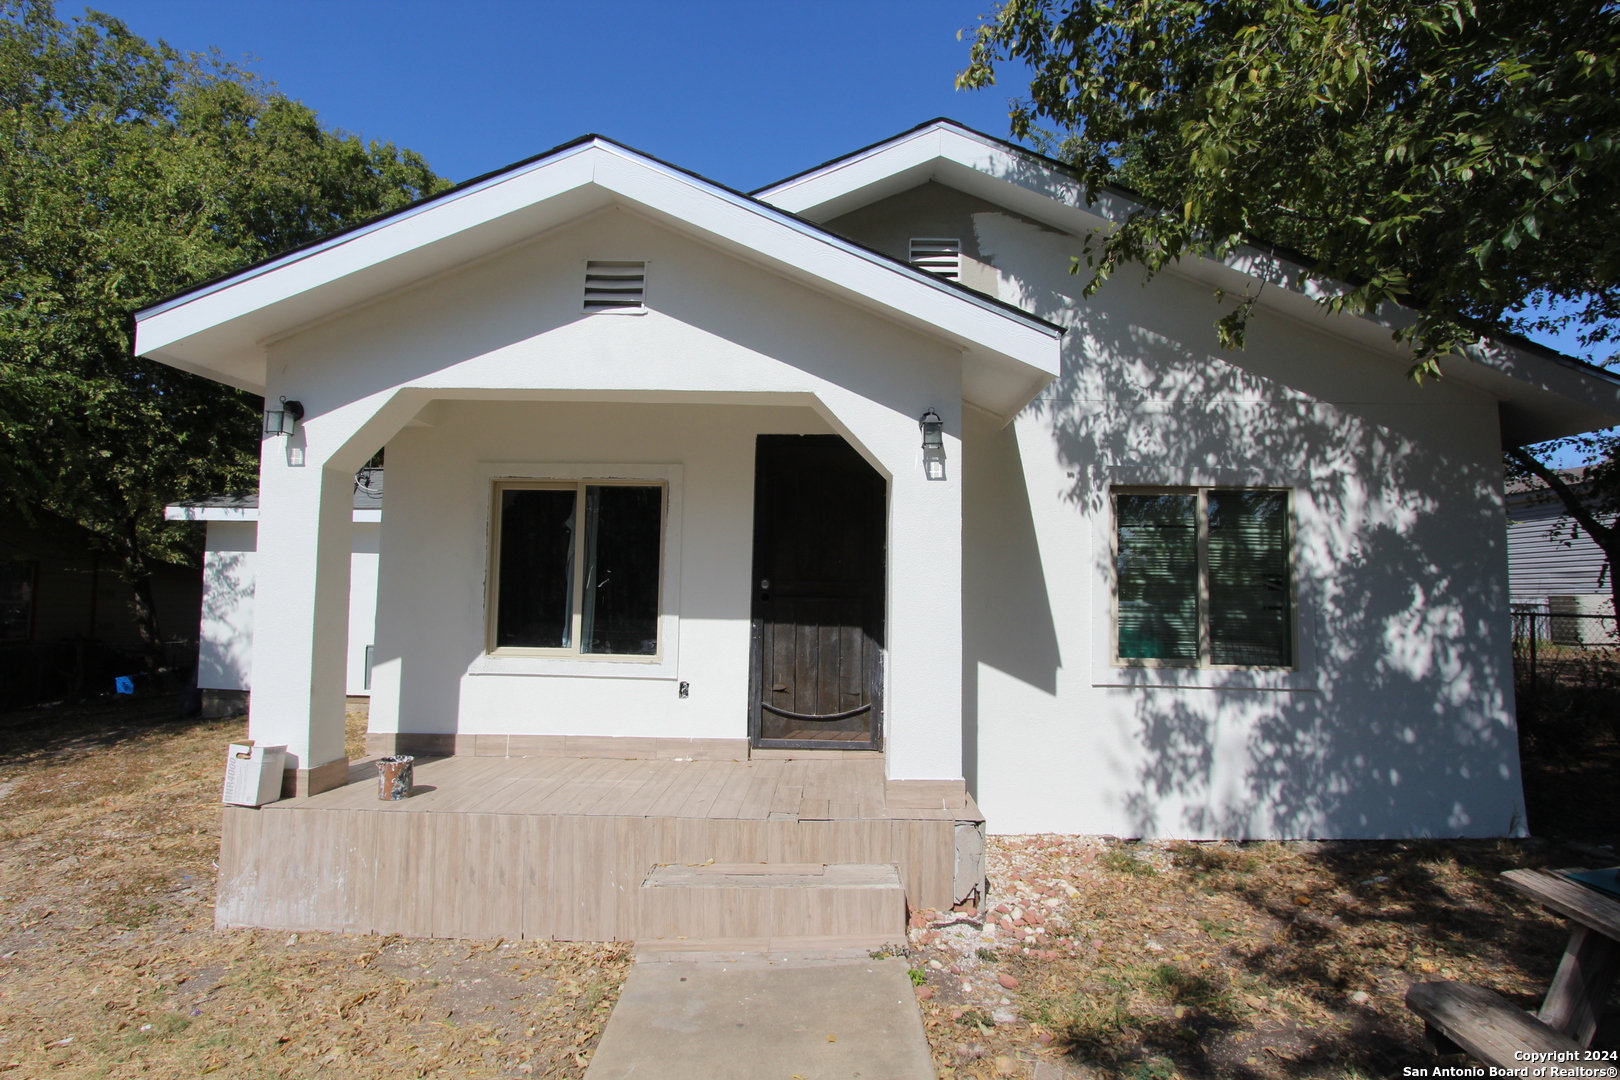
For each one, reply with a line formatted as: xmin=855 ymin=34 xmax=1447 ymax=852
xmin=749 ymin=435 xmax=886 ymax=750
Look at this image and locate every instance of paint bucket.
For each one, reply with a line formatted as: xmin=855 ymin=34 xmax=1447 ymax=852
xmin=376 ymin=755 xmax=414 ymax=800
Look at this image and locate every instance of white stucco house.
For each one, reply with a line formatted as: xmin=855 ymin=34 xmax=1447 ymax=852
xmin=130 ymin=120 xmax=1620 ymax=937
xmin=164 ymin=470 xmax=384 ymax=715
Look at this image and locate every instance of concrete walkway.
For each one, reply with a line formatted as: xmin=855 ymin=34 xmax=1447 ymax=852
xmin=584 ymin=953 xmax=936 ymax=1080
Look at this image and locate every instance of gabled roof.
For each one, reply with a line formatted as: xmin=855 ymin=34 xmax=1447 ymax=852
xmin=133 ymin=134 xmax=1063 ymax=422
xmin=757 ymin=119 xmax=1620 ymax=445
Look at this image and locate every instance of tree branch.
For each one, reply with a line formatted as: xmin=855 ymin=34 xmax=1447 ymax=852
xmin=1506 ymin=445 xmax=1616 ymax=548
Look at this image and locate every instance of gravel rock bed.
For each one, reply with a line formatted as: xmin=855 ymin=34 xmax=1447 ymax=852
xmin=904 ymin=833 xmax=1614 ymax=1079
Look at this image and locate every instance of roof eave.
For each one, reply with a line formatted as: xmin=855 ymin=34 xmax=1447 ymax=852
xmin=133 ymin=136 xmax=1061 ymax=404
xmin=758 ymin=118 xmax=1620 ymax=443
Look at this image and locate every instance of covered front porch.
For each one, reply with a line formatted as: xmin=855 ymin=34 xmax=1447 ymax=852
xmin=222 ymin=383 xmax=986 ymax=941
xmin=218 ymin=748 xmax=983 ymax=942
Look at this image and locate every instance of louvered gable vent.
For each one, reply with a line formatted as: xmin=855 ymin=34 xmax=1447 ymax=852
xmin=584 ymin=260 xmax=646 ymax=312
xmin=909 ymin=238 xmax=961 ymax=280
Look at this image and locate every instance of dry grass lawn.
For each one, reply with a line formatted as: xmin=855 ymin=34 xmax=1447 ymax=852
xmin=0 ymin=695 xmax=628 ymax=1079
xmin=0 ymin=693 xmax=1614 ymax=1080
xmin=903 ymin=833 xmax=1616 ymax=1079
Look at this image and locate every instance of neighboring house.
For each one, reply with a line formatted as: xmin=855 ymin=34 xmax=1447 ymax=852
xmin=1506 ymin=469 xmax=1616 ymax=642
xmin=164 ymin=470 xmax=384 ymax=716
xmin=130 ymin=121 xmax=1620 ymax=941
xmin=0 ymin=510 xmax=201 ymax=709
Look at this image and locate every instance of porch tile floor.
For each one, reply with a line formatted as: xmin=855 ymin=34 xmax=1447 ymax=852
xmin=279 ymin=754 xmax=978 ymax=823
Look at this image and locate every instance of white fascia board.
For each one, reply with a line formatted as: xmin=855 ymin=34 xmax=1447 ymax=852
xmin=165 ymin=505 xmax=379 ymax=523
xmin=136 ymin=147 xmax=605 ymax=391
xmin=760 ymin=125 xmax=1135 ymax=230
xmin=1176 ymin=245 xmax=1620 ymax=438
xmin=134 ymin=139 xmax=1061 ymax=411
xmin=759 ymin=127 xmax=955 ymax=220
xmin=762 ymin=121 xmax=1620 ymax=438
xmin=137 ymin=145 xmax=596 ymax=329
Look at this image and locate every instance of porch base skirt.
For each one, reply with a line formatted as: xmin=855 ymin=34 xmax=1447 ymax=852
xmin=217 ymin=754 xmax=981 ymax=941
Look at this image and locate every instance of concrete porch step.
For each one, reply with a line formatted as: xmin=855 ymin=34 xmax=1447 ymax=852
xmin=634 ymin=862 xmax=907 ymax=943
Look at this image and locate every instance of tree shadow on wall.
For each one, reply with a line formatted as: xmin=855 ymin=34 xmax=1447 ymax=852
xmin=990 ymin=220 xmax=1520 ymax=838
xmin=199 ymin=549 xmax=252 ymax=694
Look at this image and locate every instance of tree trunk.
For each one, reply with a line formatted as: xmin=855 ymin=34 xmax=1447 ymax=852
xmin=110 ymin=518 xmax=167 ymax=679
xmin=127 ymin=571 xmax=165 ymax=677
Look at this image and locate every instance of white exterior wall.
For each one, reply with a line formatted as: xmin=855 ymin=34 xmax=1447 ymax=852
xmin=199 ymin=520 xmax=257 ymax=691
xmin=153 ymin=125 xmax=1542 ymax=834
xmin=371 ymin=401 xmax=834 ymax=740
xmin=346 ymin=525 xmax=379 ymax=696
xmin=956 ymin=208 xmax=1524 ymax=839
xmin=196 ymin=518 xmax=379 ymax=697
xmin=259 ymin=209 xmax=967 ymax=783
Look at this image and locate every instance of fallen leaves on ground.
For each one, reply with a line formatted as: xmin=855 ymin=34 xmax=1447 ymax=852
xmin=908 ymin=834 xmax=1616 ymax=1079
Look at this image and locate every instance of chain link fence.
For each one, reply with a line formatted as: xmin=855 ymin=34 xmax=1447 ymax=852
xmin=1512 ymin=605 xmax=1620 ymax=743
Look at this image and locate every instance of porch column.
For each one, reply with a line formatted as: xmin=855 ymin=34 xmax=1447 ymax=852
xmin=885 ymin=422 xmax=964 ymax=786
xmin=823 ymin=392 xmax=964 ymax=798
xmin=248 ymin=442 xmax=356 ymax=797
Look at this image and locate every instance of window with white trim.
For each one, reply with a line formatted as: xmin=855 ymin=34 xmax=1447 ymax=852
xmin=489 ymin=481 xmax=666 ymax=657
xmin=1112 ymin=487 xmax=1293 ymax=668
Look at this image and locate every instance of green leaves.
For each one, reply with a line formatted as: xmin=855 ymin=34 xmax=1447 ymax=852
xmin=0 ymin=0 xmax=447 ymax=653
xmin=961 ymin=0 xmax=1620 ymax=375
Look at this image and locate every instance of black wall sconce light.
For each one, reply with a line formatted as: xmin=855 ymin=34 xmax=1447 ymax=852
xmin=264 ymin=397 xmax=304 ymax=437
xmin=919 ymin=408 xmax=944 ymax=450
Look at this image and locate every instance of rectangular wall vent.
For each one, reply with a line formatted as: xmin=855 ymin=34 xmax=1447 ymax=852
xmin=584 ymin=260 xmax=646 ymax=312
xmin=909 ymin=238 xmax=961 ymax=280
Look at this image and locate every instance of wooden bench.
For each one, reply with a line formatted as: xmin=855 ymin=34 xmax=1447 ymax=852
xmin=1502 ymin=869 xmax=1620 ymax=1046
xmin=1406 ymin=981 xmax=1585 ymax=1066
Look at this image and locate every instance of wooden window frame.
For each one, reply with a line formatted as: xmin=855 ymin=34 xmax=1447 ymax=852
xmin=485 ymin=479 xmax=668 ymax=662
xmin=1110 ymin=485 xmax=1297 ymax=671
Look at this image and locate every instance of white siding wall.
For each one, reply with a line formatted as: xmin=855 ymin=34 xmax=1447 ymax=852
xmin=371 ymin=400 xmax=832 ymax=741
xmin=982 ymin=216 xmax=1521 ymax=839
xmin=347 ymin=524 xmax=380 ymax=695
xmin=1505 ymin=492 xmax=1614 ymax=603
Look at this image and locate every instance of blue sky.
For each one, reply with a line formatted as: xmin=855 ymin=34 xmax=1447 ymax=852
xmin=94 ymin=0 xmax=1023 ymax=193
xmin=87 ymin=0 xmax=1602 ymax=375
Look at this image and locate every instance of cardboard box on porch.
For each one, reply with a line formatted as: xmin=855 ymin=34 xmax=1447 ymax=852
xmin=223 ymin=742 xmax=286 ymax=807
